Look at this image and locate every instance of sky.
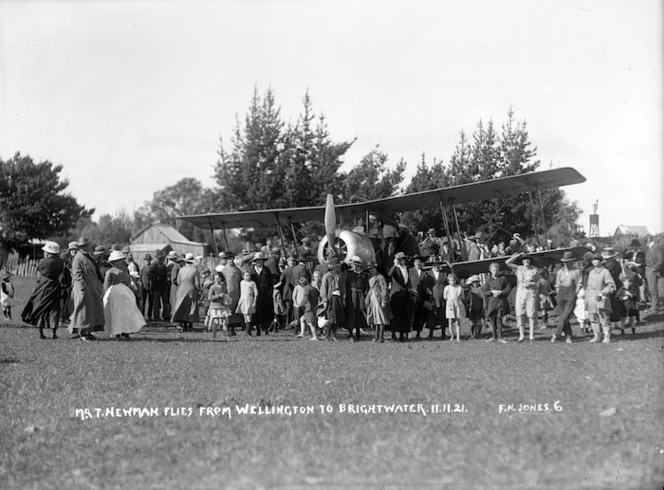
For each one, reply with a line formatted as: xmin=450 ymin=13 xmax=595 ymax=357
xmin=1 ymin=0 xmax=662 ymax=236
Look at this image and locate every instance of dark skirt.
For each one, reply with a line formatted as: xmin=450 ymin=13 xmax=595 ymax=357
xmin=22 ymin=278 xmax=61 ymax=326
xmin=390 ymin=294 xmax=410 ymax=333
xmin=326 ymin=296 xmax=345 ymax=325
xmin=609 ymin=293 xmax=626 ymax=322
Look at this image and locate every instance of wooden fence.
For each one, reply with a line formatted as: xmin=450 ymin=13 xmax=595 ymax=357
xmin=4 ymin=255 xmax=40 ymax=277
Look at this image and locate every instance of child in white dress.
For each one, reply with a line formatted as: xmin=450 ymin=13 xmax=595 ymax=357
xmin=443 ymin=274 xmax=466 ymax=341
xmin=208 ymin=273 xmax=231 ymax=339
xmin=236 ymin=271 xmax=258 ymax=334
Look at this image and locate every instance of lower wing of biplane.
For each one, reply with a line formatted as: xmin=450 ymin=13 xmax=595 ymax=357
xmin=178 ymin=167 xmax=586 ymax=267
xmin=440 ymin=246 xmax=592 ymax=278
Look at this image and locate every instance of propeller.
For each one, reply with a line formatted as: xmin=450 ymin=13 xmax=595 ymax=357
xmin=324 ymin=194 xmax=336 ymax=257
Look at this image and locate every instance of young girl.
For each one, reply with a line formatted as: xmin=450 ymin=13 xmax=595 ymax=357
xmin=443 ymin=274 xmax=466 ymax=341
xmin=236 ymin=271 xmax=258 ymax=336
xmin=465 ymin=275 xmax=484 ymax=339
xmin=617 ymin=276 xmax=639 ymax=335
xmin=293 ymin=275 xmax=319 ymax=340
xmin=209 ymin=273 xmax=232 ymax=338
xmin=1 ymin=270 xmax=15 ymax=320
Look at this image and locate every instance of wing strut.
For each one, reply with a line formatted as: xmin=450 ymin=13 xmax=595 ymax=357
xmin=439 ymin=201 xmax=453 ymax=254
xmin=274 ymin=213 xmax=289 ymax=257
xmin=207 ymin=217 xmax=220 ymax=256
xmin=287 ymin=219 xmax=299 ymax=259
xmin=451 ymin=202 xmax=467 ymax=262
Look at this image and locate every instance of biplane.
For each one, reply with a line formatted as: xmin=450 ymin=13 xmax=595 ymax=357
xmin=179 ymin=167 xmax=590 ymax=277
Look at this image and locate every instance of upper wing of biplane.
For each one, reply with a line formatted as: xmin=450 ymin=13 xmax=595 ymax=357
xmin=178 ymin=167 xmax=585 ymax=229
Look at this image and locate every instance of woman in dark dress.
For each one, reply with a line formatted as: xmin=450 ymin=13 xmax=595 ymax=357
xmin=22 ymin=241 xmax=65 ymax=339
xmin=388 ymin=252 xmax=413 ymax=342
xmin=345 ymin=256 xmax=368 ymax=341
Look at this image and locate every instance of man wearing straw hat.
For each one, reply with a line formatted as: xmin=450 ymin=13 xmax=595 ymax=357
xmin=68 ymin=237 xmax=104 ymax=341
xmin=551 ymin=251 xmax=582 ymax=343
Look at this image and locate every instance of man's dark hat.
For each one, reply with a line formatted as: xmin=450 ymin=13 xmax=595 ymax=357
xmin=630 ymin=239 xmax=641 ymax=247
xmin=155 ymin=251 xmax=166 ymax=259
xmin=144 ymin=253 xmax=152 ymax=260
xmin=560 ymin=251 xmax=576 ymax=263
xmin=219 ymin=251 xmax=235 ymax=260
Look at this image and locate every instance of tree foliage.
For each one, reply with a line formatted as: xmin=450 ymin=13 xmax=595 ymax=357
xmin=401 ymin=108 xmax=581 ymax=246
xmin=136 ymin=177 xmax=217 ymax=242
xmin=0 ymin=152 xmax=91 ymax=248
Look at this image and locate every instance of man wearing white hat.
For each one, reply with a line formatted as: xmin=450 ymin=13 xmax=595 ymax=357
xmin=68 ymin=237 xmax=104 ymax=341
xmin=21 ymin=241 xmax=65 ymax=339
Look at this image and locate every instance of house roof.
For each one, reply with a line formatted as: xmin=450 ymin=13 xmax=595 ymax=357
xmin=614 ymin=225 xmax=650 ymax=236
xmin=130 ymin=222 xmax=205 ymax=246
xmin=125 ymin=243 xmax=171 ymax=252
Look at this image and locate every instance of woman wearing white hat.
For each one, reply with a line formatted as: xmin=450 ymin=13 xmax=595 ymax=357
xmin=21 ymin=241 xmax=65 ymax=339
xmin=171 ymin=253 xmax=201 ymax=332
xmin=103 ymin=250 xmax=146 ymax=340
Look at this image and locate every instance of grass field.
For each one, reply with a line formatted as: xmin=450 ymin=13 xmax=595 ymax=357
xmin=1 ymin=277 xmax=663 ymax=489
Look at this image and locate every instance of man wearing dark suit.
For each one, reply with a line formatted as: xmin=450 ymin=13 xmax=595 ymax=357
xmin=141 ymin=253 xmax=153 ymax=319
xmin=147 ymin=252 xmax=169 ymax=321
xmin=264 ymin=247 xmax=282 ymax=285
xmin=427 ymin=258 xmax=449 ymax=339
xmin=409 ymin=256 xmax=428 ymax=340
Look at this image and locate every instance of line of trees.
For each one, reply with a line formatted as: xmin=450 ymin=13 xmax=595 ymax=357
xmin=0 ymin=87 xmax=582 ymax=262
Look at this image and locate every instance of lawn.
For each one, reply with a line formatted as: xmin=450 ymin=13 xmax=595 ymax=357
xmin=1 ymin=277 xmax=663 ymax=489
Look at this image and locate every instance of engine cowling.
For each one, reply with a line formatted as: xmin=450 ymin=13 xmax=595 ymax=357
xmin=317 ymin=230 xmax=377 ymax=266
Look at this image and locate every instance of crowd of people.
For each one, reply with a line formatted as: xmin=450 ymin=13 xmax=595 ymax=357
xmin=4 ymin=230 xmax=663 ymax=344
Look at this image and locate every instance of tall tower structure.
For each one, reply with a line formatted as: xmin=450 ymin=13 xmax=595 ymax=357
xmin=589 ymin=200 xmax=599 ymax=238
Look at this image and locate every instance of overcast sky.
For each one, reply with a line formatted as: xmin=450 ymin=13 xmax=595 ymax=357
xmin=1 ymin=0 xmax=662 ymax=236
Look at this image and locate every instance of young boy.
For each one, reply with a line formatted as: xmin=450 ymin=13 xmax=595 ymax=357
xmin=617 ymin=276 xmax=639 ymax=335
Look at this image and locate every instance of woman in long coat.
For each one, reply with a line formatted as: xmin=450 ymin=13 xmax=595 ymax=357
xmin=68 ymin=237 xmax=105 ymax=341
xmin=22 ymin=241 xmax=64 ymax=339
xmin=365 ymin=262 xmax=392 ymax=342
xmin=222 ymin=253 xmax=244 ymax=334
xmin=585 ymin=253 xmax=616 ymax=343
xmin=171 ymin=253 xmax=201 ymax=332
xmin=103 ymin=250 xmax=146 ymax=339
